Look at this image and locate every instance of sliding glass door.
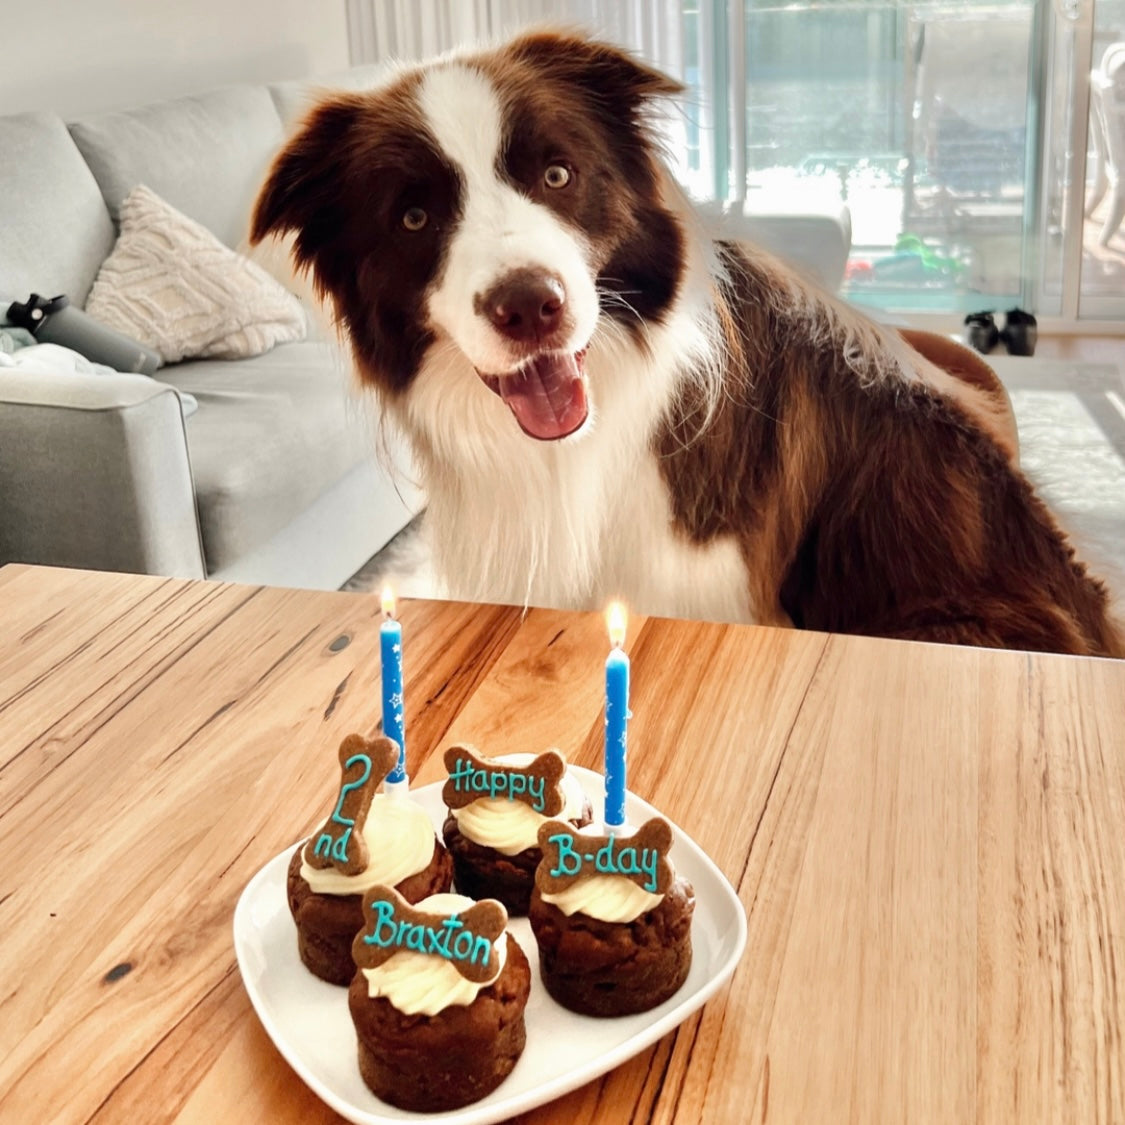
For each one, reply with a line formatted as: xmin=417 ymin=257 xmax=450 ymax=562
xmin=1038 ymin=0 xmax=1125 ymax=321
xmin=684 ymin=0 xmax=1124 ymax=326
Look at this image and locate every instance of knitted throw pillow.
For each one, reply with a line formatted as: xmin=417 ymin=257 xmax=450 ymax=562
xmin=85 ymin=184 xmax=306 ymax=364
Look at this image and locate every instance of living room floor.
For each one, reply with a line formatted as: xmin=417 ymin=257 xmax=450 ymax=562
xmin=346 ymin=333 xmax=1125 ymax=614
xmin=1033 ymin=333 xmax=1125 ymax=366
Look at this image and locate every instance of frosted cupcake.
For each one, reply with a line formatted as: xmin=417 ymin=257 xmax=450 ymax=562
xmin=441 ymin=744 xmax=592 ymax=914
xmin=528 ymin=816 xmax=694 ymax=1016
xmin=349 ymin=885 xmax=531 ymax=1112
xmin=287 ymin=733 xmax=453 ymax=984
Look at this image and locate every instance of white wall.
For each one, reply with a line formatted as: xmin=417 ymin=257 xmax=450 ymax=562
xmin=0 ymin=0 xmax=350 ymax=118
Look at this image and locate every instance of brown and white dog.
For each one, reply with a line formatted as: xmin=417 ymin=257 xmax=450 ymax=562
xmin=252 ymin=31 xmax=1122 ymax=656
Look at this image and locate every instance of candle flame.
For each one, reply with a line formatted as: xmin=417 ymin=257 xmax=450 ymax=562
xmin=381 ymin=585 xmax=397 ymax=619
xmin=606 ymin=601 xmax=628 ymax=648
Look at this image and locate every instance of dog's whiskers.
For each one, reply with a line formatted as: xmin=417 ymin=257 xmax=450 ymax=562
xmin=597 ymin=288 xmax=646 ymax=325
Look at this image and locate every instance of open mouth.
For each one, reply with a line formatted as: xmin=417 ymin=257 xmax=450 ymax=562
xmin=476 ymin=349 xmax=589 ymax=441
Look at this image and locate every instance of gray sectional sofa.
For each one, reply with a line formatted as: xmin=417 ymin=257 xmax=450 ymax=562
xmin=0 ymin=66 xmax=423 ymax=589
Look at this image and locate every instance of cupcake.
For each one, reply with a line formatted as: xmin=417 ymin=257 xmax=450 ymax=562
xmin=441 ymin=744 xmax=592 ymax=914
xmin=528 ymin=815 xmax=695 ymax=1016
xmin=288 ymin=733 xmax=453 ymax=984
xmin=349 ymin=885 xmax=531 ymax=1112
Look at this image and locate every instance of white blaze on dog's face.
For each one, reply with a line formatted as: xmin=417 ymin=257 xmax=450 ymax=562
xmin=417 ymin=64 xmax=599 ymax=440
xmin=250 ymin=31 xmax=686 ymax=443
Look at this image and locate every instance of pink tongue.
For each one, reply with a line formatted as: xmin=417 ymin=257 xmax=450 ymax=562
xmin=498 ymin=353 xmax=588 ymax=441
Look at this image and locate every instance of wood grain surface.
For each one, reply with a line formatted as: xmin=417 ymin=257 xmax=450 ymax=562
xmin=0 ymin=564 xmax=1122 ymax=1124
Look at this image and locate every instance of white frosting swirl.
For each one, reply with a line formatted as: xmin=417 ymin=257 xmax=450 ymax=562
xmin=450 ymin=753 xmax=587 ymax=855
xmin=300 ymin=793 xmax=435 ymax=895
xmin=361 ymin=893 xmax=508 ymax=1015
xmin=540 ymin=873 xmax=664 ymax=923
xmin=540 ymin=822 xmax=668 ymax=923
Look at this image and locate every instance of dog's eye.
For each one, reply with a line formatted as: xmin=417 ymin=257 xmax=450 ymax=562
xmin=402 ymin=207 xmax=428 ymax=231
xmin=544 ymin=164 xmax=571 ymax=189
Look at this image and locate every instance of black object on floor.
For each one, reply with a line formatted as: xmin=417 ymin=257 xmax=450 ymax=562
xmin=964 ymin=311 xmax=1000 ymax=354
xmin=1000 ymin=308 xmax=1038 ymax=357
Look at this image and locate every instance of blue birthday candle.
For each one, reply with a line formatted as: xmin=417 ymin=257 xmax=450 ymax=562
xmin=380 ymin=586 xmax=407 ymax=785
xmin=604 ymin=601 xmax=630 ymax=830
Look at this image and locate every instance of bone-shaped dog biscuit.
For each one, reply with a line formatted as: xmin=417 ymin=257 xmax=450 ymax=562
xmin=535 ymin=816 xmax=675 ymax=897
xmin=442 ymin=743 xmax=567 ymax=816
xmin=352 ymin=884 xmax=508 ymax=982
xmin=303 ymin=733 xmax=399 ymax=875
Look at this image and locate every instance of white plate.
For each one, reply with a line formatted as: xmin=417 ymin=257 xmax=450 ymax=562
xmin=233 ymin=766 xmax=747 ymax=1124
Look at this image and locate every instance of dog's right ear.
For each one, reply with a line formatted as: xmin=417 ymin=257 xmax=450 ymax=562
xmin=507 ymin=30 xmax=685 ymax=106
xmin=249 ymin=95 xmax=363 ymax=263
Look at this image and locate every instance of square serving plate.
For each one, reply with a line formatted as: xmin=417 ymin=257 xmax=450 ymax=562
xmin=233 ymin=766 xmax=747 ymax=1124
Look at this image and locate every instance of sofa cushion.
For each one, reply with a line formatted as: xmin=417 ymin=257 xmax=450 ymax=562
xmin=269 ymin=62 xmax=392 ymax=128
xmin=0 ymin=112 xmax=117 ymax=307
xmin=85 ymin=185 xmax=306 ymax=364
xmin=163 ymin=342 xmax=373 ymax=572
xmin=68 ymin=86 xmax=284 ymax=249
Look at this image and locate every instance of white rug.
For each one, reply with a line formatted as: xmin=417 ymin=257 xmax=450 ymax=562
xmin=345 ymin=357 xmax=1125 ymax=605
xmin=988 ymin=356 xmax=1125 ymax=597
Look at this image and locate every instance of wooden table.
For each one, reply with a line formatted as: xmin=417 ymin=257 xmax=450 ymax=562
xmin=1 ymin=564 xmax=1123 ymax=1124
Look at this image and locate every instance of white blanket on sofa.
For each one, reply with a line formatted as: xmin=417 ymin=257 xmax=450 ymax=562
xmin=0 ymin=341 xmax=198 ymax=416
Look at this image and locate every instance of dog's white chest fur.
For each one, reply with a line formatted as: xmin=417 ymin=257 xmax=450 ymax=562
xmin=408 ymin=301 xmax=755 ymax=625
xmin=421 ymin=419 xmax=753 ymax=623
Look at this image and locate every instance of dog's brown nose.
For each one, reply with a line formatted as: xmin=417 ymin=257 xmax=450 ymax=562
xmin=479 ymin=269 xmax=566 ymax=343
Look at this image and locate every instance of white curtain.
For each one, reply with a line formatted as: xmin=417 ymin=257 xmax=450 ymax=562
xmin=345 ymin=0 xmax=685 ymax=81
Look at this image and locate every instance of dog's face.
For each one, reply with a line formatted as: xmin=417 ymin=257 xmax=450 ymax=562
xmin=251 ymin=32 xmax=685 ymax=441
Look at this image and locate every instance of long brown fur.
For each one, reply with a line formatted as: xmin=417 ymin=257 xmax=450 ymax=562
xmin=658 ymin=242 xmax=1123 ymax=657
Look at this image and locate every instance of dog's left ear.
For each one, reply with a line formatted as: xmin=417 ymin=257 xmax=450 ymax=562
xmin=507 ymin=29 xmax=685 ymax=107
xmin=249 ymin=95 xmax=364 ymax=268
